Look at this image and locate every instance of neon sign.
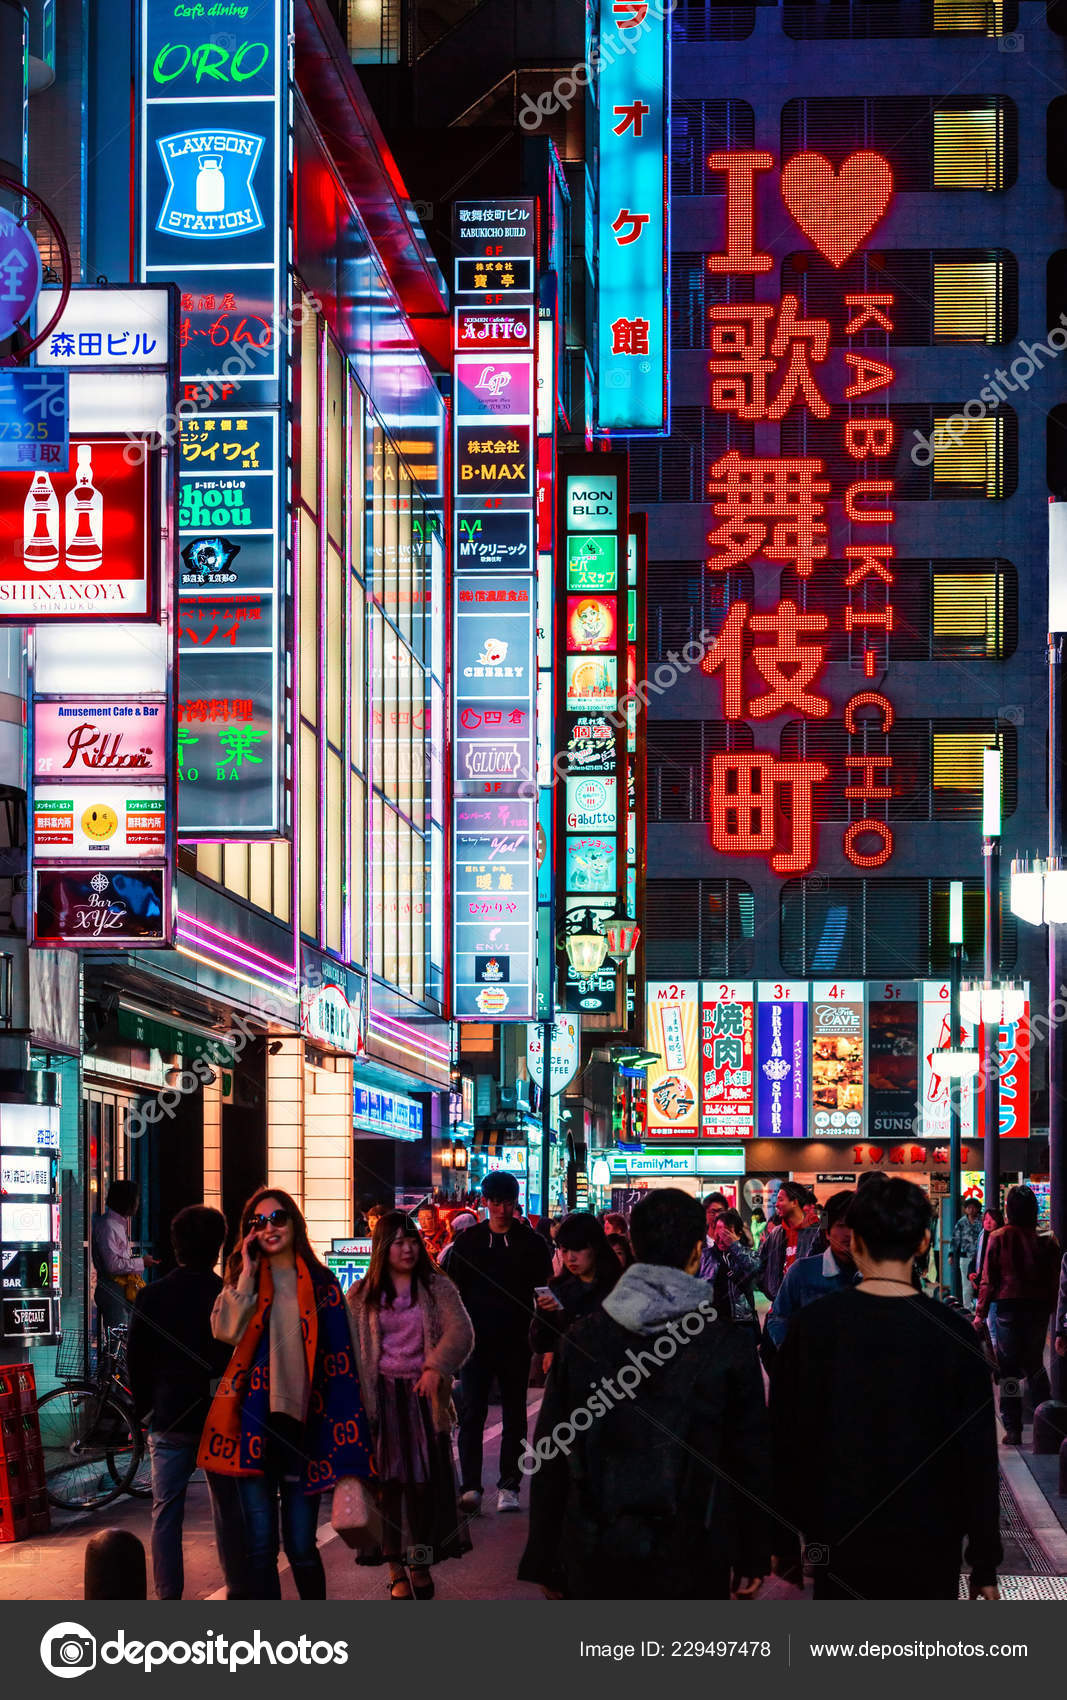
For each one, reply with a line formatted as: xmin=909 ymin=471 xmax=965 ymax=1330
xmin=595 ymin=0 xmax=669 ymax=431
xmin=703 ymin=151 xmax=898 ymax=874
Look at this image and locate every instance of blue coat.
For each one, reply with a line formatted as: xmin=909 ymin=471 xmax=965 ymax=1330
xmin=766 ymin=1248 xmax=860 ymax=1347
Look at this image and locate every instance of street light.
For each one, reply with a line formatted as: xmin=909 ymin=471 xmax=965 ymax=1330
xmin=603 ymin=909 xmax=641 ymax=963
xmin=562 ymin=907 xmax=609 ymax=975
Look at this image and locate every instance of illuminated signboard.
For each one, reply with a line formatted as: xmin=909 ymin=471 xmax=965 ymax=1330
xmin=353 ymin=1085 xmax=423 ymax=1140
xmin=451 ymin=201 xmax=538 ymax=1021
xmin=0 ymin=369 xmax=68 ymax=471
xmin=757 ymin=982 xmax=809 ymax=1140
xmin=452 ymin=797 xmax=537 ymax=1020
xmin=919 ymin=981 xmax=975 ymax=1142
xmin=645 ymin=982 xmax=700 ymax=1135
xmin=558 ymin=454 xmax=629 ymax=1022
xmin=33 ymin=700 xmax=167 ymax=779
xmin=700 ymin=982 xmax=755 ymax=1138
xmin=0 ymin=436 xmax=157 ymax=622
xmin=32 ymin=784 xmax=166 ymax=861
xmin=176 ymin=411 xmax=281 ymax=835
xmin=700 ymin=149 xmax=897 ymax=875
xmin=139 ymin=0 xmax=288 ymax=402
xmin=33 ymin=866 xmax=168 ymax=947
xmin=595 ymin=0 xmax=668 ymax=432
xmin=811 ymin=982 xmax=866 ymax=1138
xmin=37 ymin=287 xmax=171 ymax=367
xmin=868 ymin=982 xmax=920 ymax=1140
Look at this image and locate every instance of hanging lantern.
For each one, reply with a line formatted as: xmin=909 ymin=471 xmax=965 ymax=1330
xmin=563 ymin=908 xmax=609 ymax=975
xmin=603 ymin=910 xmax=641 ymax=962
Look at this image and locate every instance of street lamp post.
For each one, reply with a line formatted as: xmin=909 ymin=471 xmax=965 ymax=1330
xmin=945 ymin=880 xmax=964 ymax=1300
xmin=982 ymin=747 xmax=1002 ymax=1218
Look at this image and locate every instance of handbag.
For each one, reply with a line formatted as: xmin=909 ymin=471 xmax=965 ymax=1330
xmin=331 ymin=1475 xmax=382 ymax=1551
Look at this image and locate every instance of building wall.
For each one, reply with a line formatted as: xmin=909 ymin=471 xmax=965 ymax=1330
xmin=644 ymin=4 xmax=1058 ymax=1073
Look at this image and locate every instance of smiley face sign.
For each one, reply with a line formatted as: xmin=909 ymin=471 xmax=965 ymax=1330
xmin=81 ymin=804 xmax=118 ymax=842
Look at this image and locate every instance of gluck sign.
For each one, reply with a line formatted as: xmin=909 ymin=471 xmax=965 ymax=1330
xmin=700 ymin=150 xmax=897 ymax=876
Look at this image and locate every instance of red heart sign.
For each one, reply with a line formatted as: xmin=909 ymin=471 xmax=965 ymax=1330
xmin=780 ymin=151 xmax=893 ymax=268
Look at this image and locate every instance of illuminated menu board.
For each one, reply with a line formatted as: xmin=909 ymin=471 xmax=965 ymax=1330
xmin=0 ymin=1098 xmax=60 ymax=1344
xmin=700 ymin=149 xmax=897 ymax=875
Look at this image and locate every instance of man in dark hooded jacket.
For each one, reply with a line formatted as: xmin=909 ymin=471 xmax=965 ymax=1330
xmin=518 ymin=1188 xmax=771 ymax=1599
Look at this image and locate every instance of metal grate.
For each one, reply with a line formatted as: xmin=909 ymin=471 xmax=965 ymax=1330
xmin=781 ymin=97 xmax=1017 ymax=192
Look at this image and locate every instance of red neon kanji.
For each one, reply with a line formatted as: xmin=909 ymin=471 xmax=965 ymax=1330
xmin=709 ymin=752 xmax=828 ymax=875
xmin=708 ymin=295 xmax=830 ymax=421
xmin=612 ymin=0 xmax=648 ymax=24
xmin=611 ymin=208 xmax=650 ymax=246
xmin=613 ymin=101 xmax=649 ymax=136
xmin=749 ymin=601 xmax=831 ymax=717
xmin=611 ymin=316 xmax=650 ymax=356
xmin=706 ymin=451 xmax=829 ymax=576
xmin=706 ymin=152 xmax=774 ymax=274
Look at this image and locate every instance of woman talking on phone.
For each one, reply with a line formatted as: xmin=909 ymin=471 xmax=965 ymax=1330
xmin=531 ymin=1212 xmax=621 ymax=1378
xmin=199 ymin=1188 xmax=375 ymax=1599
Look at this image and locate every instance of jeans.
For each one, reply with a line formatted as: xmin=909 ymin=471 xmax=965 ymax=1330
xmin=456 ymin=1340 xmax=530 ymax=1493
xmin=232 ymin=1471 xmax=325 ymax=1600
xmin=206 ymin=1472 xmax=251 ymax=1599
xmin=147 ymin=1435 xmax=198 ymax=1600
xmin=994 ymin=1302 xmax=1051 ymax=1440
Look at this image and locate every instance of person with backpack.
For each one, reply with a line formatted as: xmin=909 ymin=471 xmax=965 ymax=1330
xmin=517 ymin=1188 xmax=771 ymax=1600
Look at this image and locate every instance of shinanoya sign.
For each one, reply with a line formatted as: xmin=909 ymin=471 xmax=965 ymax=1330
xmin=595 ymin=0 xmax=669 ymax=431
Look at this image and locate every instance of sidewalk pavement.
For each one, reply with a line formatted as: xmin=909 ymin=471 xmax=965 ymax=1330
xmin=3 ymin=1393 xmax=1062 ymax=1601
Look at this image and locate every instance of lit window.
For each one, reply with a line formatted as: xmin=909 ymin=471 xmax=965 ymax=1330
xmin=933 ymin=107 xmax=1006 ymax=189
xmin=932 ymin=415 xmax=1005 ymax=497
xmin=932 ymin=731 xmax=997 ymax=793
xmin=932 ymin=572 xmax=1004 ymax=655
xmin=933 ymin=0 xmax=1005 ymax=35
xmin=933 ymin=260 xmax=1003 ymax=342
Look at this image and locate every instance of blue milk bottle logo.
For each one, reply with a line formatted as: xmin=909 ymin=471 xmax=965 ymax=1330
xmin=156 ymin=130 xmax=265 ymax=238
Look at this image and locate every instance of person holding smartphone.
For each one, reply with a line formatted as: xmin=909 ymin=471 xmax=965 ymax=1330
xmin=199 ymin=1187 xmax=375 ymax=1599
xmin=530 ymin=1213 xmax=621 ymax=1378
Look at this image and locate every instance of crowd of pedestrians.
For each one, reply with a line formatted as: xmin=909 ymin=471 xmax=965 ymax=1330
xmin=113 ymin=1170 xmax=1066 ymax=1603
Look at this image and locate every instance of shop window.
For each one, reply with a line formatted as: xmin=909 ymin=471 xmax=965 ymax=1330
xmin=932 ymin=0 xmax=1006 ymax=32
xmin=644 ymin=878 xmax=756 ymax=976
xmin=931 ymin=728 xmax=998 ymax=798
xmin=782 ymin=0 xmax=1015 ymax=37
xmin=782 ymin=249 xmax=1015 ymax=346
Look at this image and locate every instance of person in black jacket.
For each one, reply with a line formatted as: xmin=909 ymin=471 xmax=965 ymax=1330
xmin=126 ymin=1205 xmax=231 ymax=1600
xmin=448 ymin=1171 xmax=553 ymax=1515
xmin=530 ymin=1212 xmax=620 ymax=1375
xmin=771 ymin=1175 xmax=1002 ymax=1601
xmin=518 ymin=1188 xmax=771 ymax=1600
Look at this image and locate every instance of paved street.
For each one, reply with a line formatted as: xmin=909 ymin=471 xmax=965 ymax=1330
xmin=4 ymin=1389 xmax=1066 ymax=1602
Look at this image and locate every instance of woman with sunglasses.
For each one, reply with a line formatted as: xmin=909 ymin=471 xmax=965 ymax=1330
xmin=349 ymin=1211 xmax=474 ymax=1598
xmin=199 ymin=1188 xmax=374 ymax=1599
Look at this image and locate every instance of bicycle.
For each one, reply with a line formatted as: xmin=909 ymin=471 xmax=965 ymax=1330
xmin=36 ymin=1326 xmax=152 ymax=1512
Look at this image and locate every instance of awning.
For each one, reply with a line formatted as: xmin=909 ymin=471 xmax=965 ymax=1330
xmin=117 ymin=1005 xmax=239 ymax=1065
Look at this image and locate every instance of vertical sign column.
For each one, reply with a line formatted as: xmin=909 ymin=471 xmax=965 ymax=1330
xmin=451 ymin=200 xmax=539 ymax=1020
xmin=595 ymin=0 xmax=669 ymax=431
xmin=140 ymin=0 xmax=288 ymax=837
xmin=625 ymin=514 xmax=647 ymax=1031
xmin=558 ymin=453 xmax=630 ymax=1025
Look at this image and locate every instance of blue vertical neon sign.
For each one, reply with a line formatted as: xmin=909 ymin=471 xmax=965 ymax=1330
xmin=595 ymin=0 xmax=669 ymax=433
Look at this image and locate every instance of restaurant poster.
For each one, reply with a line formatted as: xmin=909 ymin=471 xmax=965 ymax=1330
xmin=700 ymin=982 xmax=755 ymax=1138
xmin=920 ymin=982 xmax=976 ymax=1143
xmin=645 ymin=981 xmax=699 ymax=1135
xmin=867 ymin=981 xmax=920 ymax=1142
xmin=756 ymin=982 xmax=808 ymax=1140
xmin=810 ymin=981 xmax=866 ymax=1138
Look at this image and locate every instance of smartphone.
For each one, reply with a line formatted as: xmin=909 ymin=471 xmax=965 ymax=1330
xmin=534 ymin=1285 xmax=564 ymax=1309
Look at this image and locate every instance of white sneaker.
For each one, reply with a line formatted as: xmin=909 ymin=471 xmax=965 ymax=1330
xmin=459 ymin=1488 xmax=482 ymax=1514
xmin=496 ymin=1488 xmax=521 ymax=1513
